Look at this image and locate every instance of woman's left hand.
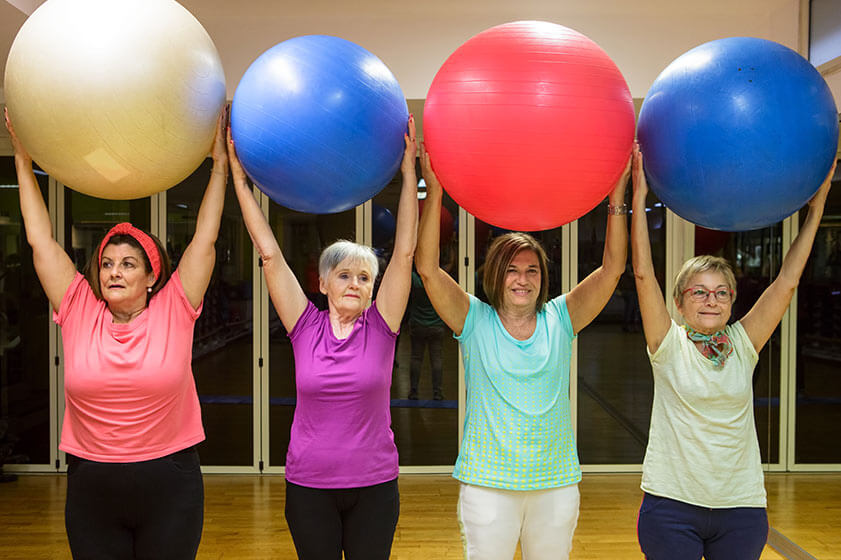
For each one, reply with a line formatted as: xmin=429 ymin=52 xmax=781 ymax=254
xmin=609 ymin=151 xmax=632 ymax=205
xmin=401 ymin=115 xmax=417 ymax=175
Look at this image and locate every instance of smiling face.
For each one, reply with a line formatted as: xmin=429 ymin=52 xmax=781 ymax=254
xmin=319 ymin=257 xmax=374 ymax=318
xmin=501 ymin=249 xmax=541 ymax=313
xmin=675 ymin=270 xmax=733 ymax=334
xmin=99 ymin=243 xmax=156 ymax=312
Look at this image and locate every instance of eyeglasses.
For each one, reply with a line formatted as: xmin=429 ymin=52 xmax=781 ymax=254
xmin=682 ymin=286 xmax=733 ymax=303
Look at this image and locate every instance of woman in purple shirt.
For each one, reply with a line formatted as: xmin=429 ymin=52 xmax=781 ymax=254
xmin=228 ymin=117 xmax=417 ymax=560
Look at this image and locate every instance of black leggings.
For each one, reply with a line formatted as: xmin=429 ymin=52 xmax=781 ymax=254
xmin=65 ymin=447 xmax=204 ymax=560
xmin=285 ymin=478 xmax=399 ymax=560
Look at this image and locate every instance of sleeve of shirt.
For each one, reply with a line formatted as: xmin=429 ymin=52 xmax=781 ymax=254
xmin=164 ymin=270 xmax=202 ymax=321
xmin=52 ymin=272 xmax=88 ymax=327
xmin=648 ymin=319 xmax=680 ymax=364
xmin=454 ymin=293 xmax=482 ymax=342
xmin=288 ymin=300 xmax=319 ymax=342
xmin=730 ymin=321 xmax=759 ymax=365
xmin=546 ymin=294 xmax=576 ymax=340
xmin=367 ymin=301 xmax=399 ymax=338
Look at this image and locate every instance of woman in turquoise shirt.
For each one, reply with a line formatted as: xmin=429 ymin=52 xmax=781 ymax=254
xmin=415 ymin=146 xmax=630 ymax=560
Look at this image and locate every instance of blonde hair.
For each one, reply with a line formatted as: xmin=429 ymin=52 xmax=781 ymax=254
xmin=673 ymin=255 xmax=737 ymax=303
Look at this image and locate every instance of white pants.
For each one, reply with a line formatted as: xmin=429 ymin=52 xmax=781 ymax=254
xmin=457 ymin=482 xmax=580 ymax=560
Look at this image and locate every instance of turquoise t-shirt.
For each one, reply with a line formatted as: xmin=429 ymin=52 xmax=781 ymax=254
xmin=453 ymin=293 xmax=581 ymax=490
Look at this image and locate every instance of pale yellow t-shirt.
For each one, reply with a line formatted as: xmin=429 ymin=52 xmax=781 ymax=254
xmin=641 ymin=320 xmax=766 ymax=508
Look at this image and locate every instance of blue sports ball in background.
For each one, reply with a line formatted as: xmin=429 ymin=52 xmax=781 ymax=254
xmin=231 ymin=35 xmax=408 ymax=214
xmin=372 ymin=203 xmax=396 ymax=248
xmin=638 ymin=37 xmax=838 ymax=231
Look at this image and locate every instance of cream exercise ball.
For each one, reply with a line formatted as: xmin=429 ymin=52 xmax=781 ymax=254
xmin=4 ymin=0 xmax=226 ymax=199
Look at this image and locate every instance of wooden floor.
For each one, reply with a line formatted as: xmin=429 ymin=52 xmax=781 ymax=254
xmin=1 ymin=473 xmax=839 ymax=559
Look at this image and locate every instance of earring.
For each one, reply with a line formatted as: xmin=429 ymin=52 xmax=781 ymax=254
xmin=147 ymin=287 xmax=152 ymax=293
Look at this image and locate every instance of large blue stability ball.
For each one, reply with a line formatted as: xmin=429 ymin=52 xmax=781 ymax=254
xmin=231 ymin=35 xmax=408 ymax=214
xmin=638 ymin=37 xmax=838 ymax=231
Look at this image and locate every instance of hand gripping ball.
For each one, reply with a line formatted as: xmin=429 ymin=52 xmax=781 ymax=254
xmin=638 ymin=37 xmax=838 ymax=231
xmin=423 ymin=21 xmax=635 ymax=231
xmin=4 ymin=0 xmax=226 ymax=199
xmin=231 ymin=35 xmax=409 ymax=214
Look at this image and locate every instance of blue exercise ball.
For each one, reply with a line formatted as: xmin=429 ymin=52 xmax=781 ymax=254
xmin=638 ymin=37 xmax=838 ymax=231
xmin=231 ymin=35 xmax=408 ymax=214
xmin=372 ymin=203 xmax=396 ymax=248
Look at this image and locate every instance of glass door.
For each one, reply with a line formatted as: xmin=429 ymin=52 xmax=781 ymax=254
xmin=166 ymin=161 xmax=255 ymax=468
xmin=374 ymin=177 xmax=460 ymax=467
xmin=794 ymin=161 xmax=841 ymax=464
xmin=0 ymin=159 xmax=51 ymax=470
xmin=576 ymin=193 xmax=662 ymax=465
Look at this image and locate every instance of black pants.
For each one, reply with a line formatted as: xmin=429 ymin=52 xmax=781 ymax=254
xmin=65 ymin=447 xmax=204 ymax=560
xmin=285 ymin=478 xmax=399 ymax=560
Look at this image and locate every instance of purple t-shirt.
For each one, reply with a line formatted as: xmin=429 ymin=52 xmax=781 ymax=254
xmin=285 ymin=300 xmax=399 ymax=488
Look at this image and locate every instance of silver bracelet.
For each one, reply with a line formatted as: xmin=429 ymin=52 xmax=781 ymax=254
xmin=607 ymin=203 xmax=628 ymax=215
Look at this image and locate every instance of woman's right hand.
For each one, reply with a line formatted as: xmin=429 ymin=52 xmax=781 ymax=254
xmin=401 ymin=115 xmax=417 ymax=176
xmin=4 ymin=108 xmax=32 ymax=164
xmin=226 ymin=123 xmax=249 ymax=186
xmin=632 ymin=142 xmax=647 ymax=204
xmin=420 ymin=142 xmax=442 ymax=198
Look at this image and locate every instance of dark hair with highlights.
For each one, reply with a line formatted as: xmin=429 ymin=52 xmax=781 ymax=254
xmin=482 ymin=232 xmax=549 ymax=313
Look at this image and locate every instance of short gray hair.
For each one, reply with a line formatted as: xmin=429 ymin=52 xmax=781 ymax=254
xmin=318 ymin=240 xmax=379 ymax=281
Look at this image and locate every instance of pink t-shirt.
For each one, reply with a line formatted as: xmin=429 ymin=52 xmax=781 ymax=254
xmin=54 ymin=271 xmax=205 ymax=462
xmin=286 ymin=301 xmax=399 ymax=488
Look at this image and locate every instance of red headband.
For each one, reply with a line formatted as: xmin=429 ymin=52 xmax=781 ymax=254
xmin=98 ymin=223 xmax=162 ymax=281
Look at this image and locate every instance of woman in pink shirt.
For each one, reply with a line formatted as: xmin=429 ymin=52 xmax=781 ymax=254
xmin=6 ymin=107 xmax=228 ymax=559
xmin=228 ymin=117 xmax=417 ymax=560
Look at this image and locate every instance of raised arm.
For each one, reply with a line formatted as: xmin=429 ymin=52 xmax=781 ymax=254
xmin=566 ymin=154 xmax=631 ymax=334
xmin=376 ymin=116 xmax=419 ymax=332
xmin=630 ymin=144 xmax=671 ymax=353
xmin=178 ymin=108 xmax=229 ymax=309
xmin=741 ymin=160 xmax=836 ymax=352
xmin=227 ymin=124 xmax=307 ymax=331
xmin=415 ymin=144 xmax=469 ymax=335
xmin=5 ymin=108 xmax=76 ymax=312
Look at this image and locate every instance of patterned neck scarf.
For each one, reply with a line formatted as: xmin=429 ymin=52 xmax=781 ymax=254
xmin=683 ymin=325 xmax=733 ymax=367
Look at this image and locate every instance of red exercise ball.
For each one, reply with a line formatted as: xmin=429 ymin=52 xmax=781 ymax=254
xmin=424 ymin=21 xmax=634 ymax=231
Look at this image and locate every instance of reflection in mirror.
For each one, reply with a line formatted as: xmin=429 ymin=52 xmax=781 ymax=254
xmin=376 ymin=171 xmax=459 ymax=466
xmin=167 ymin=160 xmax=253 ymax=466
xmin=796 ymin=166 xmax=841 ymax=463
xmin=0 ymin=158 xmax=50 ymax=468
xmin=577 ymin=192 xmax=660 ymax=465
